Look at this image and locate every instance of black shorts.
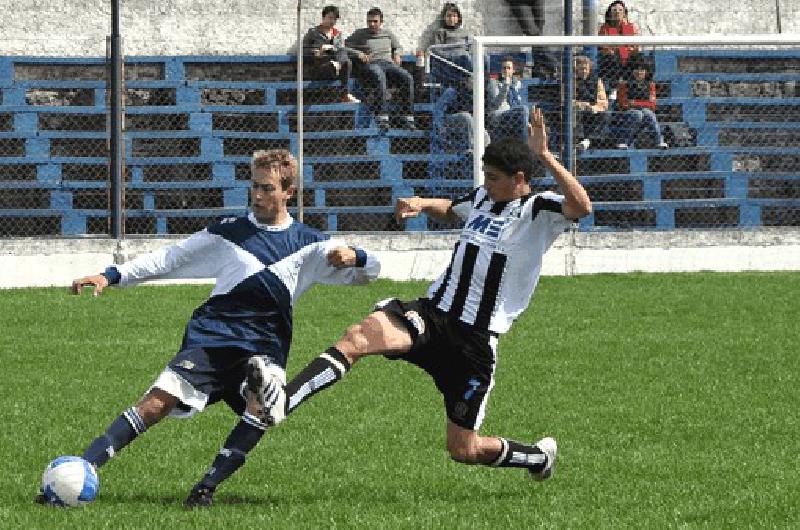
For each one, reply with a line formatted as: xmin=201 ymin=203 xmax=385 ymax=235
xmin=165 ymin=347 xmax=276 ymax=416
xmin=375 ymin=298 xmax=498 ymax=430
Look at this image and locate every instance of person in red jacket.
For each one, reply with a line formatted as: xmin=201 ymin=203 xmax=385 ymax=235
xmin=598 ymin=1 xmax=640 ymax=94
xmin=613 ymin=54 xmax=668 ymax=149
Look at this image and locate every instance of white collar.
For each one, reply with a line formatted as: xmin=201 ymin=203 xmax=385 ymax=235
xmin=248 ymin=212 xmax=294 ymax=231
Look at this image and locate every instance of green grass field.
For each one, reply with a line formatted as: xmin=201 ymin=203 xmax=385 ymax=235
xmin=2 ymin=272 xmax=798 ymax=528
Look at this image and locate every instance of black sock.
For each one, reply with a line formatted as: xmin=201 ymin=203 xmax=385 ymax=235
xmin=82 ymin=407 xmax=147 ymax=467
xmin=199 ymin=412 xmax=266 ymax=489
xmin=489 ymin=438 xmax=547 ymax=472
xmin=285 ymin=347 xmax=350 ymax=415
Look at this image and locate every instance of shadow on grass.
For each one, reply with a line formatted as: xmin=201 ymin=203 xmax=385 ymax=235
xmin=101 ymin=480 xmax=540 ymax=509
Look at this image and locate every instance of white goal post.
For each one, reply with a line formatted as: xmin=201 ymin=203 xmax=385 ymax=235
xmin=470 ymin=34 xmax=800 ymax=185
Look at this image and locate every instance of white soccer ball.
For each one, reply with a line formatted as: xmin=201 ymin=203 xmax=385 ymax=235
xmin=40 ymin=456 xmax=99 ymax=507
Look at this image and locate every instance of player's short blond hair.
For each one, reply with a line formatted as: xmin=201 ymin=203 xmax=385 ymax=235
xmin=250 ymin=149 xmax=298 ymax=190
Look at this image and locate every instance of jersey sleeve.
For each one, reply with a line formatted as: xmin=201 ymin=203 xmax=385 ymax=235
xmin=449 ymin=187 xmax=481 ymax=220
xmin=292 ymin=239 xmax=381 ymax=300
xmin=115 ymin=229 xmax=221 ymax=286
xmin=528 ymin=191 xmax=573 ymax=236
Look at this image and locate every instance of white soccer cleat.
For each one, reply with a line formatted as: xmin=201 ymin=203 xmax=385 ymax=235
xmin=246 ymin=357 xmax=287 ymax=426
xmin=529 ymin=436 xmax=557 ymax=481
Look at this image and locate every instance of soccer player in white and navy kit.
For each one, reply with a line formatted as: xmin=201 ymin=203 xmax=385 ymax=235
xmin=249 ymin=109 xmax=591 ymax=480
xmin=38 ymin=149 xmax=380 ymax=507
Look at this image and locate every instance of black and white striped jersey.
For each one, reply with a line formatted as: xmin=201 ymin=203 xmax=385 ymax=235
xmin=427 ymin=187 xmax=572 ymax=335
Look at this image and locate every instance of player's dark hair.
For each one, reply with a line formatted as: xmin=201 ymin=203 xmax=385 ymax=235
xmin=482 ymin=138 xmax=536 ymax=180
xmin=322 ymin=5 xmax=340 ymax=19
xmin=367 ymin=7 xmax=383 ymax=21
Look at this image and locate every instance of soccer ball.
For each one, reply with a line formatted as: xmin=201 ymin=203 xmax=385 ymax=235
xmin=40 ymin=456 xmax=99 ymax=507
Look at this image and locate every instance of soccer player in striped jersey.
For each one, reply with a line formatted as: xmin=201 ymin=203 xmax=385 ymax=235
xmin=36 ymin=149 xmax=381 ymax=508
xmin=249 ymin=108 xmax=591 ymax=481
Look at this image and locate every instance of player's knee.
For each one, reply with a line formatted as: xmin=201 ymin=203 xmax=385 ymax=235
xmin=342 ymin=318 xmax=377 ymax=354
xmin=340 ymin=323 xmax=365 ymax=354
xmin=136 ymin=389 xmax=178 ymax=426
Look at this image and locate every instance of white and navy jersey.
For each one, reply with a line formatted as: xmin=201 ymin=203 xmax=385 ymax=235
xmin=111 ymin=213 xmax=380 ymax=366
xmin=427 ymin=187 xmax=572 ymax=335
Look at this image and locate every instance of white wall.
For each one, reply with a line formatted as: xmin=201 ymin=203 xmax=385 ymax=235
xmin=0 ymin=0 xmax=795 ymax=57
xmin=3 ymin=228 xmax=798 ymax=288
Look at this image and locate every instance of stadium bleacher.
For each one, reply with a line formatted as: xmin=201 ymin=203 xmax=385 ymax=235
xmin=0 ymin=50 xmax=798 ymax=236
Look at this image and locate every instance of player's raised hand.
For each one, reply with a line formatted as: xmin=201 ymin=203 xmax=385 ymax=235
xmin=70 ymin=274 xmax=109 ymax=296
xmin=394 ymin=197 xmax=422 ymax=221
xmin=327 ymin=246 xmax=356 ymax=269
xmin=527 ymin=107 xmax=549 ymax=157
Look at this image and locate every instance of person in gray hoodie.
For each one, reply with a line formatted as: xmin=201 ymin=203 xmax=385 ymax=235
xmin=345 ymin=7 xmax=416 ymax=131
xmin=427 ymin=2 xmax=472 ymax=74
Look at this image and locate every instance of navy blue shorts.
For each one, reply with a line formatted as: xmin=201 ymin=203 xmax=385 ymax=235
xmin=166 ymin=346 xmax=271 ymax=416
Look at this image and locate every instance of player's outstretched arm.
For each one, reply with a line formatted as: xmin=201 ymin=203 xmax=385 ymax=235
xmin=528 ymin=108 xmax=592 ymax=220
xmin=70 ymin=273 xmax=110 ymax=296
xmin=319 ymin=243 xmax=380 ymax=285
xmin=395 ymin=197 xmax=459 ymax=223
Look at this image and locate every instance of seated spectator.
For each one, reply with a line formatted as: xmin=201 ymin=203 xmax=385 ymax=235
xmin=434 ymin=78 xmax=489 ymax=154
xmin=613 ymin=54 xmax=668 ymax=149
xmin=486 ymin=56 xmax=529 ymax=140
xmin=503 ymin=0 xmax=559 ymax=79
xmin=346 ymin=7 xmax=416 ymax=131
xmin=598 ymin=1 xmax=640 ymax=96
xmin=573 ymin=55 xmax=609 ymax=151
xmin=302 ymin=5 xmax=360 ymax=104
xmin=426 ymin=2 xmax=472 ymax=73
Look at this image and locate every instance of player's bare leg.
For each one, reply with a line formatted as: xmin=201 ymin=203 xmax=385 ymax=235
xmin=249 ymin=310 xmax=411 ymax=422
xmin=135 ymin=388 xmax=179 ymax=425
xmin=446 ymin=420 xmax=556 ymax=479
xmin=445 ymin=420 xmax=504 ymax=464
xmin=80 ymin=388 xmax=177 ymax=469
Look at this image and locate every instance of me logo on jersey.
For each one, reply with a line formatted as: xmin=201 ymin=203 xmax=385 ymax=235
xmin=465 ymin=214 xmax=507 ymax=240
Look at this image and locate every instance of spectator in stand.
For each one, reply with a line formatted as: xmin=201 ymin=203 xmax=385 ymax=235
xmin=505 ymin=0 xmax=544 ymax=37
xmin=486 ymin=56 xmax=529 ymax=140
xmin=598 ymin=1 xmax=640 ymax=97
xmin=346 ymin=7 xmax=416 ymax=131
xmin=427 ymin=3 xmax=472 ymax=71
xmin=435 ymin=77 xmax=490 ymax=154
xmin=504 ymin=0 xmax=559 ymax=79
xmin=436 ymin=79 xmax=475 ymax=153
xmin=302 ymin=5 xmax=360 ymax=104
xmin=573 ymin=55 xmax=609 ymax=151
xmin=613 ymin=54 xmax=668 ymax=149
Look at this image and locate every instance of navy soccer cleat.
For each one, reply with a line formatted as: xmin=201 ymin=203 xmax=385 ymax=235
xmin=184 ymin=484 xmax=216 ymax=508
xmin=34 ymin=491 xmax=50 ymax=505
xmin=529 ymin=437 xmax=557 ymax=481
